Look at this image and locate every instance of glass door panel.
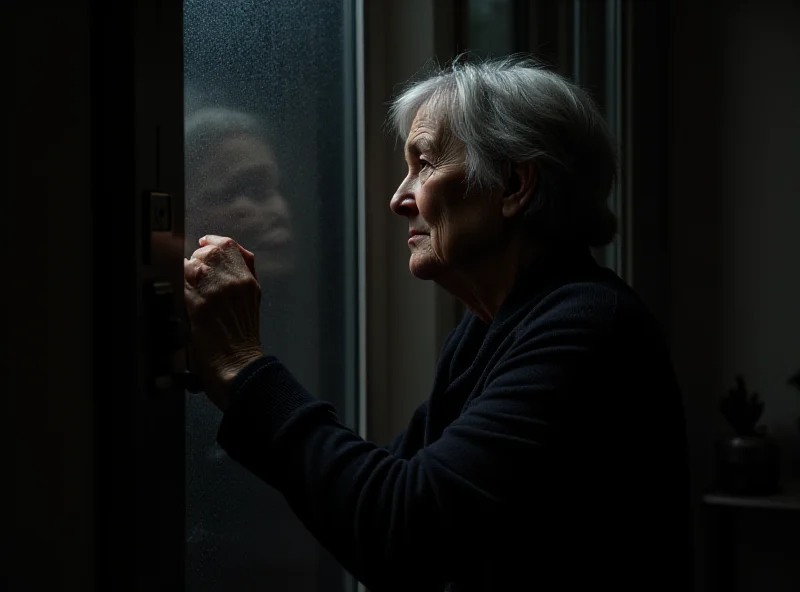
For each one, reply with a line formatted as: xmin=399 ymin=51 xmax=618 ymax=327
xmin=183 ymin=1 xmax=359 ymax=590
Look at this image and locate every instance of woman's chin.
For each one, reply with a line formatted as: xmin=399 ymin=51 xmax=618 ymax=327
xmin=408 ymin=254 xmax=440 ymax=281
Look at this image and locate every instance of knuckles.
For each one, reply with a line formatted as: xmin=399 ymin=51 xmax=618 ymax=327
xmin=195 ymin=270 xmax=260 ymax=302
xmin=219 ymin=238 xmax=238 ymax=251
xmin=204 ymin=244 xmax=224 ymax=261
xmin=184 ymin=239 xmax=260 ymax=312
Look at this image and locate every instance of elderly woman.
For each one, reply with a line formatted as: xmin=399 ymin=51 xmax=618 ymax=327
xmin=184 ymin=58 xmax=690 ymax=592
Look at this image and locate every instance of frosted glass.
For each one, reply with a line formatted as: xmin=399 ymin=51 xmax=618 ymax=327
xmin=183 ymin=1 xmax=358 ymax=590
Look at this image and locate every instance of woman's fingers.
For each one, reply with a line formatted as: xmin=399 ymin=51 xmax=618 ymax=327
xmin=189 ymin=243 xmax=226 ymax=264
xmin=199 ymin=234 xmax=238 ymax=251
xmin=238 ymin=245 xmax=258 ymax=279
xmin=195 ymin=235 xmax=258 ymax=279
xmin=184 ymin=256 xmax=211 ymax=287
xmin=183 ymin=235 xmax=264 ymax=411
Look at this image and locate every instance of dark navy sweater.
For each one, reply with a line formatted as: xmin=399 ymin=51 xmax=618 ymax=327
xmin=217 ymin=248 xmax=692 ymax=591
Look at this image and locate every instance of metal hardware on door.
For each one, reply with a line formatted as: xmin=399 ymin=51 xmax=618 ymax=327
xmin=149 ymin=192 xmax=173 ymax=231
xmin=142 ymin=190 xmax=173 ymax=265
xmin=143 ymin=279 xmax=185 ymax=396
xmin=141 ymin=189 xmax=205 ymax=394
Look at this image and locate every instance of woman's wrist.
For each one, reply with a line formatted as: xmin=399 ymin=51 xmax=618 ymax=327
xmin=207 ymin=346 xmax=265 ymax=412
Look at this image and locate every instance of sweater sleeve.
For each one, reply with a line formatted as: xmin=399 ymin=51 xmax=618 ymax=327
xmin=382 ymin=399 xmax=428 ymax=457
xmin=217 ymin=289 xmax=615 ymax=591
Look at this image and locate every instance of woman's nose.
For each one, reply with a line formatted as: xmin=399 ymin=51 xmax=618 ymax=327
xmin=390 ymin=184 xmax=418 ymax=218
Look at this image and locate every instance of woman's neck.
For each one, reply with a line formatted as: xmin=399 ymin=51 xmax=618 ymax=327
xmin=437 ymin=237 xmax=543 ymax=324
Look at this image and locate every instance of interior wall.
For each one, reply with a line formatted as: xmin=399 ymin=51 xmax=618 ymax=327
xmin=8 ymin=0 xmax=95 ymax=589
xmin=668 ymin=0 xmax=800 ymax=589
xmin=364 ymin=0 xmax=462 ymax=446
xmin=713 ymin=0 xmax=800 ymax=457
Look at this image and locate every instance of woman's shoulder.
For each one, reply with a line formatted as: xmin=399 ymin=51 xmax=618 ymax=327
xmin=510 ymin=267 xmax=660 ymax=342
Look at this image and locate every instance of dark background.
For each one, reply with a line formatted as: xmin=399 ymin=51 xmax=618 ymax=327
xmin=7 ymin=0 xmax=799 ymax=591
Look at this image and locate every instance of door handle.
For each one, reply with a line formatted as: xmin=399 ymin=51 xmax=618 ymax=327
xmin=143 ymin=279 xmax=186 ymax=395
xmin=141 ymin=189 xmax=204 ymax=394
xmin=142 ymin=280 xmax=207 ymax=394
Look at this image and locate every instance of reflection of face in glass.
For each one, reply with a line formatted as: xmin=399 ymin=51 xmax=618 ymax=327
xmin=185 ymin=108 xmax=292 ymax=277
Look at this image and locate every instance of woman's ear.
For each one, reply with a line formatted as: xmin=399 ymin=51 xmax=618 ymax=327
xmin=501 ymin=161 xmax=536 ymax=218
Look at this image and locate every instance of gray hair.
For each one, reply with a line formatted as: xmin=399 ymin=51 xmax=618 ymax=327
xmin=388 ymin=56 xmax=618 ymax=247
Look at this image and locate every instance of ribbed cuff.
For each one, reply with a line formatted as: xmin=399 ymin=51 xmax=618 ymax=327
xmin=217 ymin=356 xmax=317 ymax=475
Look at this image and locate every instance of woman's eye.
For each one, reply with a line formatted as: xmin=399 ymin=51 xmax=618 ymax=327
xmin=419 ymin=158 xmax=431 ymax=170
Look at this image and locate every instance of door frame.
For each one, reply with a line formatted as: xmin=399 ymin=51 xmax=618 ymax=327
xmin=92 ymin=0 xmax=186 ymax=588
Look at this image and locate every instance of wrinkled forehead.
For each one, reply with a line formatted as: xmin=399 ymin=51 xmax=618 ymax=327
xmin=404 ymin=103 xmax=454 ymax=155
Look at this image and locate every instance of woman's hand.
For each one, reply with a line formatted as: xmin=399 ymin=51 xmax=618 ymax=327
xmin=184 ymin=235 xmax=264 ymax=411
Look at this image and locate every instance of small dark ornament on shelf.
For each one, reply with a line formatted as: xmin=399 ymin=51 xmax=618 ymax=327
xmin=716 ymin=375 xmax=780 ymax=495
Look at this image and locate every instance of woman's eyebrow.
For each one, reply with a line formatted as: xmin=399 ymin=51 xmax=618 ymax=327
xmin=406 ymin=136 xmax=435 ymax=157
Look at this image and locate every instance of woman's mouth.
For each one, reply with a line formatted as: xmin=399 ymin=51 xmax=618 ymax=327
xmin=408 ymin=231 xmax=428 ymax=245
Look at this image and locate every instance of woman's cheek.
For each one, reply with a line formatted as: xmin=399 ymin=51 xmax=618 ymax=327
xmin=431 ymin=223 xmax=449 ymax=263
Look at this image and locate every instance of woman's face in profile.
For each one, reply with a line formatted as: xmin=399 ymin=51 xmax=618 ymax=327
xmin=389 ymin=107 xmax=507 ymax=282
xmin=188 ymin=134 xmax=292 ymax=277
